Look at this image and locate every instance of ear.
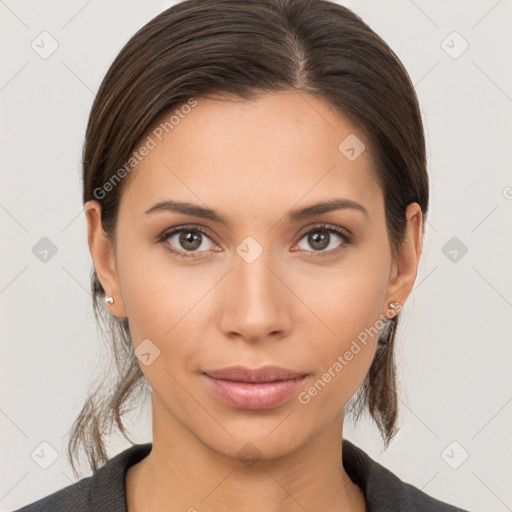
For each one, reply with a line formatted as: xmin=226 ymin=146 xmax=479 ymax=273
xmin=84 ymin=200 xmax=127 ymax=318
xmin=381 ymin=202 xmax=423 ymax=318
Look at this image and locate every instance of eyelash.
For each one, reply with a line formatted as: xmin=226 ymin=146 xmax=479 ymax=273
xmin=157 ymin=223 xmax=353 ymax=259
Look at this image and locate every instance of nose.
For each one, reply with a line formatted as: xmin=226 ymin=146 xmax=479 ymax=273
xmin=217 ymin=248 xmax=293 ymax=344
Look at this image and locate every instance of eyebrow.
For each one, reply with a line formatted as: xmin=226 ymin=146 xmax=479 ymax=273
xmin=144 ymin=198 xmax=369 ymax=228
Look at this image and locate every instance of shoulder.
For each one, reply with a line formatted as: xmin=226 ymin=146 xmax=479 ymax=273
xmin=11 ymin=443 xmax=153 ymax=512
xmin=342 ymin=439 xmax=471 ymax=512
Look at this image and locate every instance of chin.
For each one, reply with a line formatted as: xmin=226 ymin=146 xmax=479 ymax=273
xmin=190 ymin=412 xmax=316 ymax=463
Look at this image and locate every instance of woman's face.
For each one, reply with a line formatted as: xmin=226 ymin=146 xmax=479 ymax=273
xmin=87 ymin=90 xmax=421 ymax=461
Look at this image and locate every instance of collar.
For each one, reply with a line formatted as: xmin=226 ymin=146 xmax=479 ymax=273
xmin=87 ymin=439 xmax=465 ymax=511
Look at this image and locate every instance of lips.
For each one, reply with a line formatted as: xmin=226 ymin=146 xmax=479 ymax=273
xmin=202 ymin=365 xmax=309 ymax=410
xmin=203 ymin=365 xmax=308 ymax=383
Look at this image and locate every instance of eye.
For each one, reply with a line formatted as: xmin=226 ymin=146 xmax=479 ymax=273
xmin=158 ymin=225 xmax=216 ymax=258
xmin=294 ymin=224 xmax=352 ymax=257
xmin=157 ymin=223 xmax=353 ymax=260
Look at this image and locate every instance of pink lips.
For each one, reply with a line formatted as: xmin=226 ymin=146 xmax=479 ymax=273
xmin=202 ymin=365 xmax=308 ymax=410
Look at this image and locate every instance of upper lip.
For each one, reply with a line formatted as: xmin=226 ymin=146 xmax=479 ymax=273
xmin=203 ymin=365 xmax=308 ymax=383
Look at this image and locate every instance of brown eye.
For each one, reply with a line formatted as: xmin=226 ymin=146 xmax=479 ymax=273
xmin=304 ymin=231 xmax=330 ymax=251
xmin=178 ymin=230 xmax=203 ymax=251
xmin=295 ymin=225 xmax=352 ymax=256
xmin=161 ymin=227 xmax=214 ymax=257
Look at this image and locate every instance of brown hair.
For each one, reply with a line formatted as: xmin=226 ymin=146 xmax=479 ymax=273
xmin=68 ymin=0 xmax=428 ymax=477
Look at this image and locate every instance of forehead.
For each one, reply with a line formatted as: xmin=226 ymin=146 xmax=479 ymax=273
xmin=120 ymin=91 xmax=383 ymax=221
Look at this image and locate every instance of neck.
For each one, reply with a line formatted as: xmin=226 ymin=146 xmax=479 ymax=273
xmin=126 ymin=398 xmax=366 ymax=512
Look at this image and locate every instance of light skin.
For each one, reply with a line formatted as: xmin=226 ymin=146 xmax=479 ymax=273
xmin=85 ymin=90 xmax=423 ymax=512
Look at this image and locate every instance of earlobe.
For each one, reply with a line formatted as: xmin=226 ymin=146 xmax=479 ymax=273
xmin=382 ymin=202 xmax=423 ymax=316
xmin=84 ymin=200 xmax=127 ymax=318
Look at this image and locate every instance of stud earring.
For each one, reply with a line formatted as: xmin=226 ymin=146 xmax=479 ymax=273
xmin=105 ymin=296 xmax=115 ymax=305
xmin=387 ymin=300 xmax=401 ymax=319
xmin=378 ymin=301 xmax=402 ymax=345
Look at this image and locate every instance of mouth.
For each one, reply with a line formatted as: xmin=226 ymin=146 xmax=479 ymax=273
xmin=201 ymin=365 xmax=309 ymax=410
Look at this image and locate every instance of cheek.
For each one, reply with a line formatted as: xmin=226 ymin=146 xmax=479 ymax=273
xmin=295 ymin=248 xmax=391 ymax=405
xmin=114 ymin=234 xmax=218 ymax=388
xmin=296 ymin=241 xmax=391 ymax=340
xmin=115 ymin=232 xmax=207 ymax=337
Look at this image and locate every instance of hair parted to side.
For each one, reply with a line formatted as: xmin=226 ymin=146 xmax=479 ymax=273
xmin=68 ymin=0 xmax=428 ymax=477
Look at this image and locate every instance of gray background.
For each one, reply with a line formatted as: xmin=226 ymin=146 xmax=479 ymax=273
xmin=1 ymin=1 xmax=511 ymax=510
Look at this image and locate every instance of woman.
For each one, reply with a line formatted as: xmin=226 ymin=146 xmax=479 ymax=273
xmin=14 ymin=0 xmax=471 ymax=510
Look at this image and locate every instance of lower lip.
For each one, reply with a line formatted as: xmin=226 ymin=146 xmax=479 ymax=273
xmin=203 ymin=374 xmax=307 ymax=410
